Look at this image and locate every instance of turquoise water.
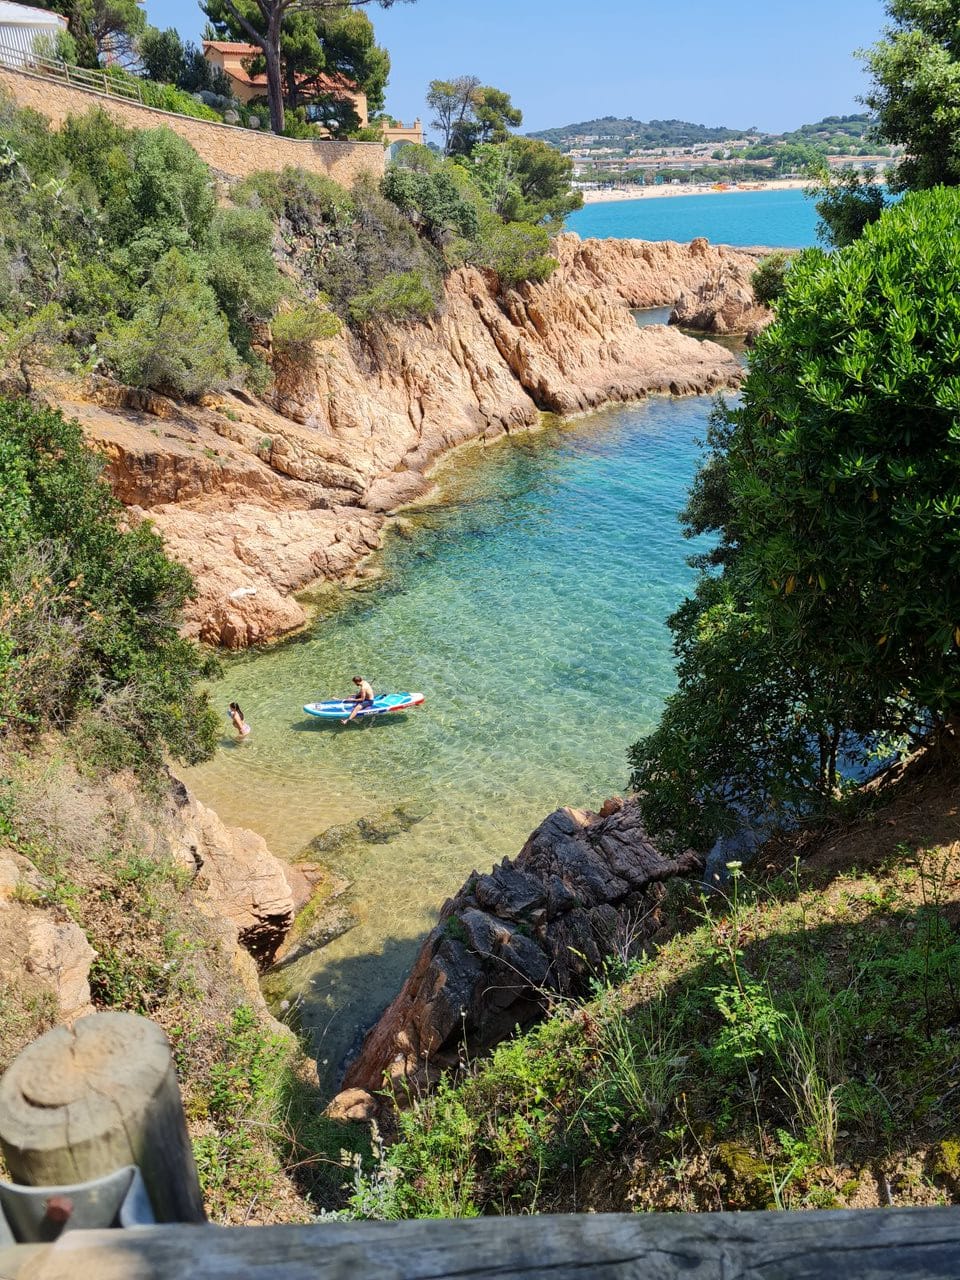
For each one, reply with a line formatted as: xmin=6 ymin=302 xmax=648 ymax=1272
xmin=183 ymin=396 xmax=713 ymax=1087
xmin=568 ymin=186 xmax=821 ymax=248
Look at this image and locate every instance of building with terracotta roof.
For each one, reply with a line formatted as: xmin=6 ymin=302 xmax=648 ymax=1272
xmin=202 ymin=40 xmax=423 ymax=145
xmin=202 ymin=40 xmax=369 ymax=125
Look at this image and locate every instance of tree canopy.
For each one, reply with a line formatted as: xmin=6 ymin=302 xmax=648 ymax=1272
xmin=427 ymin=77 xmax=522 ymax=156
xmin=631 ymin=187 xmax=960 ymax=848
xmin=201 ymin=0 xmax=409 ymax=135
xmin=861 ymin=0 xmax=960 ymax=190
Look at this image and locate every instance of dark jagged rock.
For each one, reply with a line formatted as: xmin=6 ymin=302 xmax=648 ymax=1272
xmin=340 ymin=797 xmax=701 ymax=1095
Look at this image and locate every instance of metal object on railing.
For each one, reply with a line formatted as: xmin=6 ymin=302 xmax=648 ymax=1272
xmin=0 ymin=1165 xmax=155 ymax=1246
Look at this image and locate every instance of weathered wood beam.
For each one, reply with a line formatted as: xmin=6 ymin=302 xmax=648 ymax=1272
xmin=1 ymin=1207 xmax=959 ymax=1279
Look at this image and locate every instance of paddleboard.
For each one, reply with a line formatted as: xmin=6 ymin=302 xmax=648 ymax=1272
xmin=303 ymin=692 xmax=425 ymax=720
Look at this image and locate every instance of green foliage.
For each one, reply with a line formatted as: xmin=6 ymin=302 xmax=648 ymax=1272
xmin=205 ymin=206 xmax=285 ymax=360
xmin=0 ymin=104 xmax=284 ymax=393
xmin=750 ymin=252 xmax=790 ymax=307
xmin=349 ymin=269 xmax=437 ymax=325
xmin=382 ymin=155 xmax=480 ymax=245
xmin=729 ymin=188 xmax=960 ymax=720
xmin=235 ymin=165 xmax=355 ymax=229
xmin=469 ymin=137 xmax=582 ymax=225
xmin=139 ymin=26 xmax=233 ymax=99
xmin=0 ymin=397 xmax=219 ymax=767
xmin=807 ymin=166 xmax=887 ymax=247
xmin=474 ymin=217 xmax=556 ymax=289
xmin=862 ymin=0 xmax=960 ymax=189
xmin=631 ymin=188 xmax=960 ymax=848
xmin=99 ymin=249 xmax=240 ymax=398
xmin=139 ymin=25 xmax=185 ymax=84
xmin=272 ymin=301 xmax=341 ymax=357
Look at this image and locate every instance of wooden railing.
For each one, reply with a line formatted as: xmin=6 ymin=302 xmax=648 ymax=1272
xmin=2 ymin=1206 xmax=960 ymax=1278
xmin=0 ymin=1015 xmax=958 ymax=1278
xmin=0 ymin=42 xmax=144 ymax=103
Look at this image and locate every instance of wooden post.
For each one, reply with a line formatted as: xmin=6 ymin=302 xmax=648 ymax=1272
xmin=0 ymin=1013 xmax=206 ymax=1225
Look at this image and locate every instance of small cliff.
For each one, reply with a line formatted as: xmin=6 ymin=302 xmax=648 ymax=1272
xmin=61 ymin=234 xmax=764 ymax=648
xmin=341 ymin=797 xmax=701 ymax=1096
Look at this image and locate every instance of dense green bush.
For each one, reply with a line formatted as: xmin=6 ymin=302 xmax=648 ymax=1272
xmin=349 ymin=270 xmax=438 ymax=326
xmin=0 ymin=397 xmax=218 ymax=767
xmin=0 ymin=104 xmax=282 ymax=395
xmin=750 ymin=252 xmax=790 ymax=307
xmin=99 ymin=249 xmax=240 ymax=398
xmin=474 ymin=217 xmax=557 ymax=289
xmin=235 ymin=166 xmax=355 ymax=230
xmin=271 ymin=301 xmax=342 ymax=358
xmin=631 ymin=187 xmax=960 ymax=847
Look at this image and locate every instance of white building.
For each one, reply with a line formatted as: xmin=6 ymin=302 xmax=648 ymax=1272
xmin=0 ymin=1 xmax=68 ymax=65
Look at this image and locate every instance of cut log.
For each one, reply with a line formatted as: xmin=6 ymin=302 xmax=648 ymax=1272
xmin=0 ymin=1013 xmax=205 ymax=1225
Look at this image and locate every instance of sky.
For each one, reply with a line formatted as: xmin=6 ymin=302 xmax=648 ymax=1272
xmin=145 ymin=0 xmax=888 ymax=137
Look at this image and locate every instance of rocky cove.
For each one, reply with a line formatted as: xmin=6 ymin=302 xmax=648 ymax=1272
xmin=62 ymin=233 xmax=763 ymax=649
xmin=24 ymin=231 xmax=767 ymax=1100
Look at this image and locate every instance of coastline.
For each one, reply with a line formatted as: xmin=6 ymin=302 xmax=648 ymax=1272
xmin=579 ymin=177 xmax=810 ymax=205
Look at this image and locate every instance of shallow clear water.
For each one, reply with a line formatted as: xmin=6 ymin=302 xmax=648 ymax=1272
xmin=568 ymin=186 xmax=821 ymax=248
xmin=183 ymin=396 xmax=714 ymax=1088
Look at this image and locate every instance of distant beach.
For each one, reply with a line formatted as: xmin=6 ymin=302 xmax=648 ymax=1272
xmin=580 ymin=178 xmax=810 ymax=205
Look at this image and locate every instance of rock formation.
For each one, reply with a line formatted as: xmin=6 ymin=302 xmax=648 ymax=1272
xmin=668 ymin=241 xmax=772 ymax=337
xmin=340 ymin=797 xmax=701 ymax=1095
xmin=59 ymin=234 xmax=765 ymax=648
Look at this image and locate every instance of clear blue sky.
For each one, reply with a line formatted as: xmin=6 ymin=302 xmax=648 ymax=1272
xmin=144 ymin=0 xmax=888 ymax=135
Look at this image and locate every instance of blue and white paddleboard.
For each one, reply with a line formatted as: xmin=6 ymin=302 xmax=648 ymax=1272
xmin=303 ymin=692 xmax=425 ymax=720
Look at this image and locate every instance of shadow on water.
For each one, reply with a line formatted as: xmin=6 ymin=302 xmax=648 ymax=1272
xmin=290 ymin=715 xmax=411 ymax=734
xmin=283 ymin=930 xmax=432 ymax=1088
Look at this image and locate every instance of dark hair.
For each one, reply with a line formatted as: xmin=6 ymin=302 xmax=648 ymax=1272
xmin=230 ymin=701 xmax=244 ymax=719
xmin=352 ymin=676 xmax=362 ymax=684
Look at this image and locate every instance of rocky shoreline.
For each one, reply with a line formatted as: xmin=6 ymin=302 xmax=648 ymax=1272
xmin=61 ymin=233 xmax=766 ymax=650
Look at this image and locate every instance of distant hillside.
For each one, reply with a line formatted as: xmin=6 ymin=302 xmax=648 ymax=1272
xmin=529 ymin=117 xmax=751 ymax=150
xmin=529 ymin=113 xmax=882 ymax=162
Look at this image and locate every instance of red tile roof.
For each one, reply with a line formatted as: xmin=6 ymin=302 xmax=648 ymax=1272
xmin=202 ymin=40 xmax=359 ymax=95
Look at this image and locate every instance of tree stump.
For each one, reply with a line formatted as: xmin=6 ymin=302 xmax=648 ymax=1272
xmin=0 ymin=1013 xmax=205 ymax=1224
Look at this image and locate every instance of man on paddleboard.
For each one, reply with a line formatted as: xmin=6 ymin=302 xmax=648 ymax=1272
xmin=343 ymin=675 xmax=374 ymax=723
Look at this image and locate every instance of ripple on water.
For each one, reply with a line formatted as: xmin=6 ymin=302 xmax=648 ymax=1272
xmin=182 ymin=395 xmax=716 ymax=1089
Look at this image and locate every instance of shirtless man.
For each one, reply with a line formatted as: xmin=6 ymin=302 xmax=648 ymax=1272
xmin=343 ymin=675 xmax=374 ymax=724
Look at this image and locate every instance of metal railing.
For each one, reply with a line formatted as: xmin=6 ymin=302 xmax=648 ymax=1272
xmin=0 ymin=41 xmax=144 ymax=103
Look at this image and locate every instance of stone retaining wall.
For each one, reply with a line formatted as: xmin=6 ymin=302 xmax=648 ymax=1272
xmin=0 ymin=65 xmax=385 ymax=185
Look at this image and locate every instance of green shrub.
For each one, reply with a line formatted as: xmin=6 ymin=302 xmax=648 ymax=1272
xmin=0 ymin=396 xmax=219 ymax=767
xmin=750 ymin=252 xmax=790 ymax=307
xmin=99 ymin=249 xmax=240 ymax=398
xmin=476 ymin=217 xmax=557 ymax=288
xmin=349 ymin=270 xmax=438 ymax=326
xmin=205 ymin=206 xmax=285 ymax=360
xmin=631 ymin=186 xmax=960 ymax=848
xmin=271 ymin=302 xmax=341 ymax=358
xmin=104 ymin=67 xmax=221 ymax=122
xmin=382 ymin=161 xmax=480 ymax=246
xmin=235 ymin=166 xmax=354 ymax=230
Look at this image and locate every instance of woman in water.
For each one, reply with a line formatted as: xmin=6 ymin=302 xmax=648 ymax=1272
xmin=229 ymin=701 xmax=251 ymax=737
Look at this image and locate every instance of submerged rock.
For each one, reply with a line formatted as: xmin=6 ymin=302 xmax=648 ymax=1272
xmin=304 ymin=804 xmax=430 ymax=857
xmin=342 ymin=796 xmax=701 ymax=1094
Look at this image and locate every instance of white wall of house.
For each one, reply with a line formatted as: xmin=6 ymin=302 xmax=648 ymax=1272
xmin=0 ymin=1 xmax=68 ymax=65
